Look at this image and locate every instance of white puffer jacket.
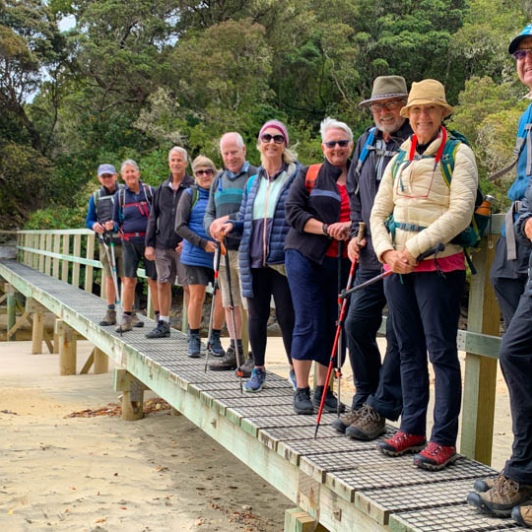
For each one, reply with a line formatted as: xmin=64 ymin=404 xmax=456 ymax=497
xmin=370 ymin=132 xmax=478 ymax=262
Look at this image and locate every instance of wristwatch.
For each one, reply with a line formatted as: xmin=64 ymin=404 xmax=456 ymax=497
xmin=322 ymin=223 xmax=329 ymax=237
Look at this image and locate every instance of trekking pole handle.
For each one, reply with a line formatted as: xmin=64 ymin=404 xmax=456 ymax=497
xmin=339 ymin=242 xmax=444 ymax=299
xmin=358 ymin=222 xmax=366 ymax=241
xmin=416 ymin=242 xmax=445 ymax=262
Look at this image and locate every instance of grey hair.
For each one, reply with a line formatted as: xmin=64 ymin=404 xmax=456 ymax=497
xmin=168 ymin=146 xmax=188 ymax=161
xmin=219 ymin=132 xmax=245 ymax=151
xmin=121 ymin=159 xmax=140 ymax=173
xmin=320 ymin=117 xmax=353 ymax=142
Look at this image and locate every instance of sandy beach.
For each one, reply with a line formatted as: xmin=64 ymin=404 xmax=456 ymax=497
xmin=0 ymin=340 xmax=293 ymax=531
xmin=0 ymin=332 xmax=512 ymax=531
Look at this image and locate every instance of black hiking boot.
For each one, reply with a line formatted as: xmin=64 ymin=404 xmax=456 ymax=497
xmin=145 ymin=320 xmax=170 ymax=339
xmin=237 ymin=352 xmax=254 ymax=377
xmin=188 ymin=331 xmax=201 ymax=358
xmin=313 ymin=385 xmax=345 ymax=414
xmin=294 ymin=387 xmax=314 ymax=415
xmin=208 ymin=346 xmax=237 ymax=371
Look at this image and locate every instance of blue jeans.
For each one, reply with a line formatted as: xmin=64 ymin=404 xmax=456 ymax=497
xmin=500 ymin=292 xmax=532 ymax=484
xmin=286 ymin=249 xmax=349 ymax=366
xmin=384 ymin=269 xmax=465 ymax=446
xmin=345 ymin=268 xmax=402 ymax=420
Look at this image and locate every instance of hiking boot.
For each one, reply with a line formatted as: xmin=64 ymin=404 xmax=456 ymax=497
xmin=313 ymin=385 xmax=345 ymax=414
xmin=243 ymin=368 xmax=266 ymax=393
xmin=473 ymin=474 xmax=499 ymax=493
xmin=377 ymin=430 xmax=426 ymax=457
xmin=237 ymin=353 xmax=254 ymax=378
xmin=187 ymin=331 xmax=201 ymax=358
xmin=131 ymin=311 xmax=144 ymax=328
xmin=512 ymin=504 xmax=532 ymax=527
xmin=413 ymin=441 xmax=457 ymax=470
xmin=332 ymin=408 xmax=362 ymax=434
xmin=294 ymin=387 xmax=314 ymax=415
xmin=208 ymin=348 xmax=237 ymax=371
xmin=467 ymin=474 xmax=532 ymax=517
xmin=230 ymin=344 xmax=246 ymax=367
xmin=115 ymin=314 xmax=132 ymax=333
xmin=208 ymin=330 xmax=225 ymax=357
xmin=145 ymin=320 xmax=170 ymax=339
xmin=288 ymin=369 xmax=297 ymax=391
xmin=345 ymin=404 xmax=385 ymax=441
xmin=99 ymin=308 xmax=116 ymax=326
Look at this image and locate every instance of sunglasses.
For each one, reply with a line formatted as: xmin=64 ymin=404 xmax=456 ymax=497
xmin=324 ymin=140 xmax=351 ymax=148
xmin=513 ymin=48 xmax=532 ymax=61
xmin=195 ymin=169 xmax=214 ymax=176
xmin=260 ymin=134 xmax=285 ymax=144
xmin=369 ymin=100 xmax=403 ymax=112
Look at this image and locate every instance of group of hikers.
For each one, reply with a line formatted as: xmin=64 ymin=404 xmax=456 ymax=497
xmin=85 ymin=25 xmax=532 ymax=528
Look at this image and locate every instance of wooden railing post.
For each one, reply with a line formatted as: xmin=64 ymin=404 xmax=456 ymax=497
xmin=44 ymin=233 xmax=53 ymax=276
xmin=61 ymin=234 xmax=70 ymax=282
xmin=52 ymin=232 xmax=61 ymax=279
xmin=84 ymin=232 xmax=95 ymax=292
xmin=38 ymin=233 xmax=46 ymax=272
xmin=114 ymin=369 xmax=147 ymax=421
xmin=460 ymin=233 xmax=500 ymax=465
xmin=6 ymin=284 xmax=16 ymax=341
xmin=56 ymin=319 xmax=77 ymax=375
xmin=27 ymin=298 xmax=46 ymax=354
xmin=72 ymin=234 xmax=81 ymax=288
xmin=93 ymin=347 xmax=109 ymax=374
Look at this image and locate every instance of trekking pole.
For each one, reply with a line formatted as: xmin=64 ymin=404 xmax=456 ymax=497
xmin=106 ymin=233 xmax=123 ymax=337
xmin=204 ymin=242 xmax=223 ymax=372
xmin=224 ymin=237 xmax=243 ymax=392
xmin=315 ymin=223 xmax=365 ymax=438
xmin=339 ymin=242 xmax=445 ymax=299
xmin=335 ymin=239 xmax=344 ymax=418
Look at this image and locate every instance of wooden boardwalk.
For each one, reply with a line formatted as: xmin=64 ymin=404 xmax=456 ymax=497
xmin=0 ymin=259 xmax=523 ymax=531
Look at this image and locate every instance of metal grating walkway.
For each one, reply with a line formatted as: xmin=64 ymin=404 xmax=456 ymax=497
xmin=0 ymin=259 xmax=518 ymax=531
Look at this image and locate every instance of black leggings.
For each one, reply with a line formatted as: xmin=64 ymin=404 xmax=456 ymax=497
xmin=246 ymin=267 xmax=294 ymax=367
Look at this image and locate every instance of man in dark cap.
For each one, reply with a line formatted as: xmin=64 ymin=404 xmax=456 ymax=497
xmin=334 ymin=76 xmax=412 ymax=441
xmin=86 ymin=164 xmax=124 ymax=326
xmin=467 ymin=25 xmax=532 ymax=527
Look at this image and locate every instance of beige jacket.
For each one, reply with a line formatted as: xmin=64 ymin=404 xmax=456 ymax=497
xmin=370 ymin=134 xmax=478 ymax=262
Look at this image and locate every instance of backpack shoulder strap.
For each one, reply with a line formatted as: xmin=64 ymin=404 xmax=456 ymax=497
xmin=246 ymin=173 xmax=258 ymax=194
xmin=92 ymin=189 xmax=100 ymax=208
xmin=304 ymin=164 xmax=322 ymax=194
xmin=119 ymin=188 xmax=126 ymax=210
xmin=355 ymin=127 xmax=377 ymax=175
xmin=142 ymin=183 xmax=153 ymax=204
xmin=188 ymin=186 xmax=199 ymax=207
xmin=390 ymin=149 xmax=407 ymax=180
xmin=440 ymin=137 xmax=462 ymax=187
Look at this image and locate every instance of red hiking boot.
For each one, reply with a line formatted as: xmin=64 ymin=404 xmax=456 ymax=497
xmin=414 ymin=442 xmax=457 ymax=471
xmin=377 ymin=430 xmax=426 ymax=457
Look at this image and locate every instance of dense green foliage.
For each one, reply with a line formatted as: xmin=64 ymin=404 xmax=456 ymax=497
xmin=0 ymin=0 xmax=530 ymax=228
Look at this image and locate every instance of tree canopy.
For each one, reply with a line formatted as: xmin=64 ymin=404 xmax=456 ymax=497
xmin=0 ymin=0 xmax=529 ymax=228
